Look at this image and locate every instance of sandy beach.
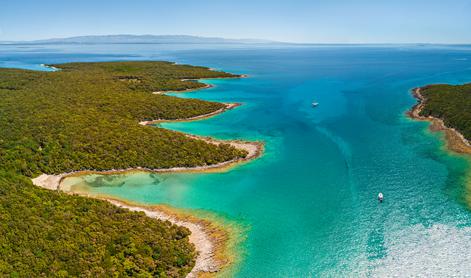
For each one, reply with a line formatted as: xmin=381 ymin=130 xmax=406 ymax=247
xmin=31 ymin=71 xmax=262 ymax=190
xmin=29 ymin=180 xmax=234 ymax=277
xmin=409 ymin=87 xmax=471 ymax=155
xmin=32 ymin=135 xmax=262 ymax=190
xmin=31 ymin=136 xmax=259 ymax=278
xmin=103 ymin=199 xmax=232 ymax=278
xmin=31 ymin=127 xmax=259 ymax=277
xmin=31 ymin=131 xmax=261 ymax=276
xmin=31 ymin=70 xmax=260 ymax=277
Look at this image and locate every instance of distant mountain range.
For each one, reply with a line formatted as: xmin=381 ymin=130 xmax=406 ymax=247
xmin=0 ymin=35 xmax=283 ymax=45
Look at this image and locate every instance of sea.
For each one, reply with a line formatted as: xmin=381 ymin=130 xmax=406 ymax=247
xmin=2 ymin=43 xmax=471 ymax=277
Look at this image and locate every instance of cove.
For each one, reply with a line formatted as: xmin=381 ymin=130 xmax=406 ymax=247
xmin=4 ymin=44 xmax=471 ymax=276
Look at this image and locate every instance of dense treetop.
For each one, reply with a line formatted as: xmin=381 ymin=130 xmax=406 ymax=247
xmin=0 ymin=61 xmax=245 ymax=276
xmin=0 ymin=61 xmax=246 ymax=177
xmin=0 ymin=171 xmax=195 ymax=277
xmin=419 ymin=83 xmax=471 ymax=141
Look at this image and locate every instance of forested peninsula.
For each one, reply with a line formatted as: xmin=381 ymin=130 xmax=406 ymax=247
xmin=0 ymin=61 xmax=247 ymax=276
xmin=410 ymin=83 xmax=471 ymax=154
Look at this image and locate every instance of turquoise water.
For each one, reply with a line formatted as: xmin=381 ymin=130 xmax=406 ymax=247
xmin=3 ymin=44 xmax=471 ymax=276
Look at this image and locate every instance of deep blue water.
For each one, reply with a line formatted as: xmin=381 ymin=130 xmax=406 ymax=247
xmin=2 ymin=43 xmax=471 ymax=276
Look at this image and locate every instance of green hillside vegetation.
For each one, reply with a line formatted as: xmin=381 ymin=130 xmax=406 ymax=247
xmin=0 ymin=171 xmax=195 ymax=277
xmin=0 ymin=61 xmax=246 ymax=276
xmin=419 ymin=83 xmax=471 ymax=141
xmin=0 ymin=61 xmax=247 ymax=177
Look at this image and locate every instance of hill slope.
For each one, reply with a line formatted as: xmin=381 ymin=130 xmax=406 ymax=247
xmin=418 ymin=83 xmax=471 ymax=141
xmin=0 ymin=61 xmax=245 ymax=276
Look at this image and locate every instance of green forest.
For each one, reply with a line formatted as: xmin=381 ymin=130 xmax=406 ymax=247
xmin=419 ymin=83 xmax=471 ymax=141
xmin=0 ymin=61 xmax=245 ymax=276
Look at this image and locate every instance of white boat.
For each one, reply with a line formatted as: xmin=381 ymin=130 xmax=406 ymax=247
xmin=378 ymin=192 xmax=383 ymax=203
xmin=312 ymin=102 xmax=319 ymax=107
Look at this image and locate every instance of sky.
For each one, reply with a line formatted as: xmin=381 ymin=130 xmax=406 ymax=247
xmin=1 ymin=0 xmax=470 ymax=43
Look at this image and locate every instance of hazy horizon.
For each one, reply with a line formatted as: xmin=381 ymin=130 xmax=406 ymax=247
xmin=1 ymin=0 xmax=470 ymax=44
xmin=2 ymin=34 xmax=471 ymax=46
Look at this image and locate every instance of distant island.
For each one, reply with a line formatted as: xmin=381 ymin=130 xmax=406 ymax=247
xmin=0 ymin=34 xmax=282 ymax=45
xmin=0 ymin=61 xmax=262 ymax=276
xmin=409 ymin=83 xmax=471 ymax=155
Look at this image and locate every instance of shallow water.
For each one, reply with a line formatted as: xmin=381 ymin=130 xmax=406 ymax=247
xmin=3 ymin=43 xmax=471 ymax=276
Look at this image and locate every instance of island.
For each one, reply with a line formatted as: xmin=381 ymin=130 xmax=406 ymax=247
xmin=410 ymin=83 xmax=471 ymax=155
xmin=0 ymin=61 xmax=262 ymax=277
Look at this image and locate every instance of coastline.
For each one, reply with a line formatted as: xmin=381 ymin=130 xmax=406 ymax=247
xmin=29 ymin=182 xmax=238 ymax=277
xmin=152 ymin=74 xmax=248 ymax=95
xmin=153 ymin=83 xmax=213 ymax=95
xmin=30 ymin=130 xmax=261 ymax=278
xmin=31 ymin=71 xmax=262 ymax=190
xmin=30 ymin=69 xmax=258 ymax=277
xmin=139 ymin=103 xmax=241 ymax=125
xmin=408 ymin=87 xmax=471 ymax=155
xmin=31 ymin=137 xmax=263 ymax=190
xmin=40 ymin=63 xmax=59 ymax=71
xmin=99 ymin=198 xmax=238 ymax=278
